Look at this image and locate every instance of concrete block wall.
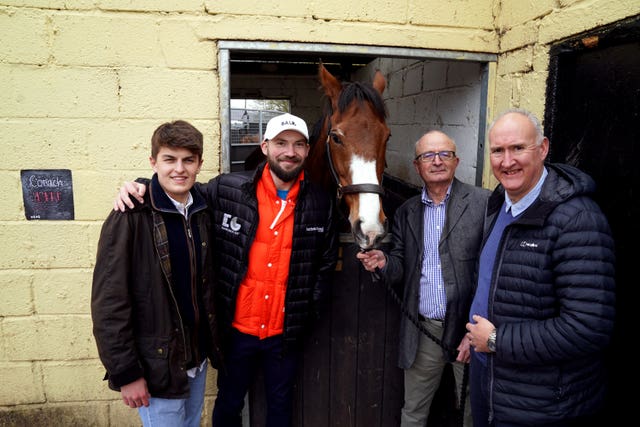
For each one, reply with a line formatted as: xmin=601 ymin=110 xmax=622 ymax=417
xmin=1 ymin=2 xmax=221 ymax=426
xmin=365 ymin=58 xmax=484 ymax=188
xmin=1 ymin=0 xmax=639 ymax=425
xmin=484 ymin=0 xmax=640 ymax=188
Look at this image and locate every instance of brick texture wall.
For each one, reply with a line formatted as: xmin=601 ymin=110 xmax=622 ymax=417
xmin=1 ymin=1 xmax=637 ymax=425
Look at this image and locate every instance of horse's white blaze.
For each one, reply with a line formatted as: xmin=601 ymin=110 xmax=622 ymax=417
xmin=349 ymin=156 xmax=385 ymax=234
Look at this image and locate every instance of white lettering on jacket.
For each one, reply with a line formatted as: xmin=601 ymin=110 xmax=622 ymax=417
xmin=222 ymin=213 xmax=241 ymax=234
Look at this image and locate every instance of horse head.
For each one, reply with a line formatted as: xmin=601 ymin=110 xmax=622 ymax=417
xmin=307 ymin=64 xmax=390 ymax=250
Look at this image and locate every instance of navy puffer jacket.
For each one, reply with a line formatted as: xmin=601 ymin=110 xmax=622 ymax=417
xmin=485 ymin=163 xmax=615 ymax=424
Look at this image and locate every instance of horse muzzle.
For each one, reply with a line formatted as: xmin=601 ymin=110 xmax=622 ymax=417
xmin=352 ymin=218 xmax=388 ymax=251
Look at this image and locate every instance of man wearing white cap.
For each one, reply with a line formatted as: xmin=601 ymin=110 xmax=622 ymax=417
xmin=209 ymin=112 xmax=338 ymax=427
xmin=114 ymin=113 xmax=338 ymax=427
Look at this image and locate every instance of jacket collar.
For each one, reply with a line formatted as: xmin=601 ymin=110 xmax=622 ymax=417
xmin=148 ymin=173 xmax=207 ymax=217
xmin=487 ymin=163 xmax=586 ymax=226
xmin=407 ymin=178 xmax=468 ymax=243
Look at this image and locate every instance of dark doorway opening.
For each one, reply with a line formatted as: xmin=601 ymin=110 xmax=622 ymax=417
xmin=545 ymin=15 xmax=640 ymax=423
xmin=219 ymin=41 xmax=494 ymax=427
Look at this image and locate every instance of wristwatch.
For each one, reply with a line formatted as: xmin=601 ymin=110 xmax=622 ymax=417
xmin=487 ymin=328 xmax=497 ymax=353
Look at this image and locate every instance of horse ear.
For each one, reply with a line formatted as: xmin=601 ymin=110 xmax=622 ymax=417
xmin=318 ymin=63 xmax=342 ymax=106
xmin=372 ymin=70 xmax=386 ymax=94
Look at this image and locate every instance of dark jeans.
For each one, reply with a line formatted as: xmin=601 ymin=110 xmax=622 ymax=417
xmin=212 ymin=329 xmax=299 ymax=427
xmin=470 ymin=352 xmax=490 ymax=427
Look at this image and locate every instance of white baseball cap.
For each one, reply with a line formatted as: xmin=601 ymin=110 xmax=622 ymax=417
xmin=263 ymin=113 xmax=309 ymax=141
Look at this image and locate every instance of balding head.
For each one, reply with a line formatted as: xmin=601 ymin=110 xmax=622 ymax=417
xmin=415 ymin=130 xmax=457 ymax=156
xmin=488 ymin=109 xmax=549 ymax=203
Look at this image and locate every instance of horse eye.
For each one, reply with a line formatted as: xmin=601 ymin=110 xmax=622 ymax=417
xmin=330 ymin=133 xmax=342 ymax=145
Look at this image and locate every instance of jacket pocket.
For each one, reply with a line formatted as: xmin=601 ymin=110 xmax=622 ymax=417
xmin=137 ymin=336 xmax=170 ymax=393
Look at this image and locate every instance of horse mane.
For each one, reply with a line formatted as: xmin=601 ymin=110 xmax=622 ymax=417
xmin=337 ymin=81 xmax=387 ymax=121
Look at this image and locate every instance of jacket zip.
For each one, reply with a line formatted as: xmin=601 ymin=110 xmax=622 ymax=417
xmin=487 ymin=222 xmax=513 ymax=423
xmin=185 ymin=213 xmax=202 ymax=366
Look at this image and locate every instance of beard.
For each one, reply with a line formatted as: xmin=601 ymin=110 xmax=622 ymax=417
xmin=268 ymin=155 xmax=304 ymax=182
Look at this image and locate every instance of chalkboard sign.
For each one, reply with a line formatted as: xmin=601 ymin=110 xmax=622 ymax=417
xmin=21 ymin=169 xmax=75 ymax=220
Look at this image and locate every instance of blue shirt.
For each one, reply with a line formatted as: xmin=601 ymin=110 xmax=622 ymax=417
xmin=277 ymin=189 xmax=289 ymax=200
xmin=418 ymin=185 xmax=451 ymax=320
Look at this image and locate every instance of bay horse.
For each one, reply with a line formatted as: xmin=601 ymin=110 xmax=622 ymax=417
xmin=306 ymin=64 xmax=390 ymax=250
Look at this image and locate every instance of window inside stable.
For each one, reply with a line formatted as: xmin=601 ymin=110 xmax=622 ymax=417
xmin=230 ymin=99 xmax=290 ymax=172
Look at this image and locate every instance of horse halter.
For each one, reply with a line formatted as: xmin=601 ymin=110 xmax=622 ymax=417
xmin=324 ymin=134 xmax=385 ymax=200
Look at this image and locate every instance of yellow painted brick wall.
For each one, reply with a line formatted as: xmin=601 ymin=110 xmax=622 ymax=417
xmin=481 ymin=0 xmax=640 ymax=189
xmin=1 ymin=0 xmax=639 ymax=425
xmin=0 ymin=2 xmax=221 ymax=425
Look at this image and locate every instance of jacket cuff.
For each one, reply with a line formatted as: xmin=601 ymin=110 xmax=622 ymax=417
xmin=109 ymin=363 xmax=145 ymax=389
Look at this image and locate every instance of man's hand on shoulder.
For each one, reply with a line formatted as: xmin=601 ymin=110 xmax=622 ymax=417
xmin=113 ymin=181 xmax=147 ymax=212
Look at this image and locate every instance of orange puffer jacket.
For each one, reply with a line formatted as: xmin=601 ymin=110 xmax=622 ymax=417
xmin=232 ymin=170 xmax=299 ymax=338
xmin=201 ymin=162 xmax=338 ymax=354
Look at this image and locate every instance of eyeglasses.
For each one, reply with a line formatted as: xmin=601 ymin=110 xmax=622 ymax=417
xmin=414 ymin=151 xmax=456 ymax=163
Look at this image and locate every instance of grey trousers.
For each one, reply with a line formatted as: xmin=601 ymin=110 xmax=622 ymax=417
xmin=400 ymin=318 xmax=472 ymax=427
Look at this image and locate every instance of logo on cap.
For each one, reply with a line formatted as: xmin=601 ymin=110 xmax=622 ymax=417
xmin=263 ymin=113 xmax=309 ymax=140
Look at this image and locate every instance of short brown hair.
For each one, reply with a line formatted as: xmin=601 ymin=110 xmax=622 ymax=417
xmin=151 ymin=120 xmax=203 ymax=159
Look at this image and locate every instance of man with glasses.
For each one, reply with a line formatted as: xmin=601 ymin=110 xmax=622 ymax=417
xmin=114 ymin=113 xmax=338 ymax=427
xmin=358 ymin=130 xmax=489 ymax=427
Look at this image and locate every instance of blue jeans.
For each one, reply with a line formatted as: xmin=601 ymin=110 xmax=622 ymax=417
xmin=137 ymin=362 xmax=208 ymax=427
xmin=212 ymin=329 xmax=299 ymax=427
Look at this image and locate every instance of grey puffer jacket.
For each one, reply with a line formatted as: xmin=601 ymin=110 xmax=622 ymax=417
xmin=197 ymin=163 xmax=338 ymax=353
xmin=485 ymin=163 xmax=616 ymax=424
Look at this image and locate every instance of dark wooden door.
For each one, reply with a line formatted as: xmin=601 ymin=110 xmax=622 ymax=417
xmin=248 ymin=178 xmax=464 ymax=427
xmin=544 ymin=16 xmax=640 ymax=424
xmin=246 ymin=237 xmax=404 ymax=427
xmin=294 ymin=239 xmax=404 ymax=427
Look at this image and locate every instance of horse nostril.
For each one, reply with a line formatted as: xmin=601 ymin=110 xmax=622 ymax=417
xmin=366 ymin=231 xmax=379 ymax=246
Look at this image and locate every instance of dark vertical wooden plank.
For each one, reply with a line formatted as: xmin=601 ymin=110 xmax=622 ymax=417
xmin=299 ymin=285 xmax=333 ymax=427
xmin=380 ymin=277 xmax=403 ymax=427
xmin=329 ymin=238 xmax=360 ymax=427
xmin=354 ymin=249 xmax=387 ymax=427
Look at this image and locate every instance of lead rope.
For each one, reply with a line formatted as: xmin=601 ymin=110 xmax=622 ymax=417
xmin=369 ymin=266 xmax=468 ymax=427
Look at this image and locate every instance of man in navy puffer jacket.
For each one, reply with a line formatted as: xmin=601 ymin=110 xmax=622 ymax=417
xmin=466 ymin=109 xmax=615 ymax=426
